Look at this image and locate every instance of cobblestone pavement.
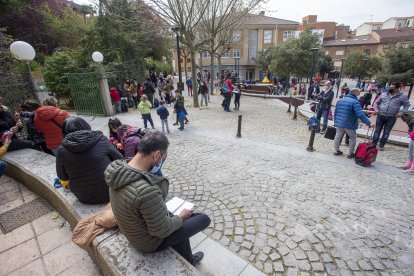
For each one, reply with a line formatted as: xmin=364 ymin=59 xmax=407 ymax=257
xmin=87 ymin=94 xmax=414 ymax=275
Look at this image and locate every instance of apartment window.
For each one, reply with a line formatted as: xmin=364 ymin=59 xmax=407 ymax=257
xmin=335 ymin=50 xmax=344 ymax=56
xmin=264 ymin=30 xmax=272 ymax=44
xmin=222 ymin=51 xmax=229 ymax=58
xmin=233 ymin=31 xmax=241 ymax=43
xmin=364 ymin=49 xmax=370 ymax=55
xmin=283 ymin=31 xmax=295 ymax=41
xmin=233 ymin=49 xmax=240 ymax=58
xmin=202 ymin=51 xmax=211 ymax=58
xmin=406 ymin=20 xmax=410 ymax=27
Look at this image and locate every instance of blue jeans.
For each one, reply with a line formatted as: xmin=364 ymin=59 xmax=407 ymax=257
xmin=372 ymin=115 xmax=397 ymax=148
xmin=142 ymin=113 xmax=154 ymax=128
xmin=224 ymin=93 xmax=232 ymax=111
xmin=316 ymin=108 xmax=329 ymax=132
xmin=0 ymin=160 xmax=6 ymax=177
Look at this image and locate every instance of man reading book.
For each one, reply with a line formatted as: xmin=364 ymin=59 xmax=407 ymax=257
xmin=105 ymin=130 xmax=210 ymax=265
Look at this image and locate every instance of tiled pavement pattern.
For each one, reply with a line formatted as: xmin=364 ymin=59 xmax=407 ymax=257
xmin=0 ymin=175 xmax=100 ymax=276
xmin=83 ymin=94 xmax=414 ymax=275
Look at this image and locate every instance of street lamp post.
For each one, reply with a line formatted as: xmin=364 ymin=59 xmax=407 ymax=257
xmin=307 ymin=47 xmax=320 ymax=100
xmin=92 ymin=51 xmax=114 ymax=116
xmin=172 ymin=27 xmax=184 ymax=92
xmin=234 ymin=57 xmax=240 ymax=82
xmin=10 ymin=41 xmax=36 ymax=95
xmin=336 ymin=58 xmax=346 ymax=98
xmin=358 ymin=57 xmax=369 ymax=82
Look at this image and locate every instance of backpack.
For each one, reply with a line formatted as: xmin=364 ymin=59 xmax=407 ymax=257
xmin=308 ymin=116 xmax=319 ymax=130
xmin=220 ymin=82 xmax=230 ymax=94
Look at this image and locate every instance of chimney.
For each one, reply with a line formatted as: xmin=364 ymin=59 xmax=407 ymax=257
xmin=259 ymin=11 xmax=265 ymax=16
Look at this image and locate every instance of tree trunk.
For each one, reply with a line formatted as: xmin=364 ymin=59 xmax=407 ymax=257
xmin=199 ymin=52 xmax=203 ymax=77
xmin=183 ymin=55 xmax=188 ymax=79
xmin=190 ymin=49 xmax=199 ymax=107
xmin=210 ymin=39 xmax=215 ymax=95
xmin=217 ymin=56 xmax=222 ymax=81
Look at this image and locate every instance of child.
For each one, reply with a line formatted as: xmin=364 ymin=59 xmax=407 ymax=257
xmin=156 ymin=100 xmax=170 ymax=134
xmin=234 ymin=83 xmax=241 ymax=110
xmin=138 ymin=95 xmax=155 ymax=129
xmin=400 ymin=130 xmax=414 ymax=173
xmin=108 ymin=117 xmax=123 ymax=154
xmin=173 ymin=90 xmax=189 ymax=126
xmin=174 ymin=100 xmax=186 ymax=131
xmin=164 ymin=87 xmax=171 ymax=105
xmin=117 ymin=124 xmax=142 ymax=158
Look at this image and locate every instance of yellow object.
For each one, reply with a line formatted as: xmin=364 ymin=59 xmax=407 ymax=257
xmin=61 ymin=180 xmax=70 ymax=188
xmin=0 ymin=144 xmax=8 ymax=158
xmin=262 ymin=76 xmax=270 ymax=84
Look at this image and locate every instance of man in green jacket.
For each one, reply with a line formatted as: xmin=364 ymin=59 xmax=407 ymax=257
xmin=105 ymin=130 xmax=210 ymax=265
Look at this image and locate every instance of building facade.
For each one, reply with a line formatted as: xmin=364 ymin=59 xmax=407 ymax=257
xmin=172 ymin=12 xmax=298 ymax=82
xmin=356 ymin=16 xmax=414 ymax=36
xmin=298 ymin=15 xmax=350 ymax=40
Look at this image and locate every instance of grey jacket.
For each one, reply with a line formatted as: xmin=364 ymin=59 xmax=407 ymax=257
xmin=105 ymin=159 xmax=183 ymax=252
xmin=374 ymin=91 xmax=410 ymax=116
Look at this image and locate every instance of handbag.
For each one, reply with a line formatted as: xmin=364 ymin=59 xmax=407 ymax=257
xmin=324 ymin=126 xmax=336 ymax=140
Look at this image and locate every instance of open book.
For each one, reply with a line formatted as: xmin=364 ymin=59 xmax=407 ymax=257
xmin=166 ymin=197 xmax=194 ymax=216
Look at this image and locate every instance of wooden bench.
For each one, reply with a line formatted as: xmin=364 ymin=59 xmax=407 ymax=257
xmin=3 ymin=149 xmax=200 ymax=276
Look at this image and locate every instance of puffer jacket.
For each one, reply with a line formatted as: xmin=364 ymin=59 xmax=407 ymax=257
xmin=34 ymin=106 xmax=69 ymax=150
xmin=374 ymin=91 xmax=410 ymax=116
xmin=334 ymin=94 xmax=371 ymax=130
xmin=105 ymin=159 xmax=183 ymax=252
xmin=56 ymin=130 xmax=123 ymax=204
xmin=119 ymin=126 xmax=142 ymax=158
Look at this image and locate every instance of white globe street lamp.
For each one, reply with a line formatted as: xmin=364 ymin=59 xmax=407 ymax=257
xmin=92 ymin=51 xmax=104 ymax=63
xmin=10 ymin=41 xmax=36 ymax=62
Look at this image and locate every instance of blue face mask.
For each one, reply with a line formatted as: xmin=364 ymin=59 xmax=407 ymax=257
xmin=150 ymin=157 xmax=165 ymax=176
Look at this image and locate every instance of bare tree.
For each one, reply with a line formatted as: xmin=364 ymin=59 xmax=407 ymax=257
xmin=146 ymin=0 xmax=212 ymax=107
xmin=198 ymin=0 xmax=264 ymax=94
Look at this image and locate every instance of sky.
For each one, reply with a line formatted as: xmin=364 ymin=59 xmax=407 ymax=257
xmin=262 ymin=0 xmax=414 ymax=29
xmin=73 ymin=0 xmax=414 ymax=30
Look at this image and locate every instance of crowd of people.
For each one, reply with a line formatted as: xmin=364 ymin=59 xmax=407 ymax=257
xmin=310 ymin=79 xmax=412 ymax=172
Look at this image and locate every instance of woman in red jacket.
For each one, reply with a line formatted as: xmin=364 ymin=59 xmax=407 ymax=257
xmin=34 ymin=96 xmax=70 ymax=155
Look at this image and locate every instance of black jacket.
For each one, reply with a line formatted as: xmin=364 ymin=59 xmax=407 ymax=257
xmin=56 ymin=130 xmax=123 ymax=204
xmin=317 ymin=88 xmax=334 ymax=110
xmin=0 ymin=110 xmax=16 ymax=136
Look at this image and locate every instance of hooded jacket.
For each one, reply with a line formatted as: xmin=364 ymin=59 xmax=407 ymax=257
xmin=34 ymin=106 xmax=70 ymax=150
xmin=105 ymin=159 xmax=183 ymax=252
xmin=56 ymin=130 xmax=123 ymax=204
xmin=119 ymin=126 xmax=142 ymax=158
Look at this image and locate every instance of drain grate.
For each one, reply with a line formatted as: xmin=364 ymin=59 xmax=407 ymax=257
xmin=0 ymin=198 xmax=53 ymax=233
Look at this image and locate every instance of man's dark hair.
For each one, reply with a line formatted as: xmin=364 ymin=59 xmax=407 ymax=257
xmin=137 ymin=130 xmax=169 ymax=155
xmin=21 ymin=100 xmax=41 ymax=112
xmin=62 ymin=117 xmax=91 ymax=136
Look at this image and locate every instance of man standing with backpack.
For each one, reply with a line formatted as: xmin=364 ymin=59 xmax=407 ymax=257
xmin=316 ymin=81 xmax=334 ymax=134
xmin=222 ymin=74 xmax=235 ymax=112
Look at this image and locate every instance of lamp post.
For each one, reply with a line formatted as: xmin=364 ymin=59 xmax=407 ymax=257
xmin=336 ymin=58 xmax=346 ymax=98
xmin=307 ymin=47 xmax=320 ymax=100
xmin=234 ymin=57 xmax=240 ymax=82
xmin=92 ymin=51 xmax=114 ymax=116
xmin=172 ymin=27 xmax=184 ymax=92
xmin=10 ymin=41 xmax=36 ymax=95
xmin=358 ymin=57 xmax=369 ymax=82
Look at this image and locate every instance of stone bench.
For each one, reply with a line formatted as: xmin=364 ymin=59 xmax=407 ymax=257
xmin=3 ymin=149 xmax=199 ymax=276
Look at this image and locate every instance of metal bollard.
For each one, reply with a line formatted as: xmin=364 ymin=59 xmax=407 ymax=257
xmin=306 ymin=126 xmax=317 ymax=152
xmin=287 ymin=95 xmax=292 ymax=113
xmin=236 ymin=115 xmax=242 ymax=138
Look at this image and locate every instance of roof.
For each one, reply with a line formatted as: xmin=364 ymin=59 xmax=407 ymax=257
xmin=373 ymin=27 xmax=414 ymax=43
xmin=323 ymin=35 xmax=378 ymax=46
xmin=244 ymin=14 xmax=299 ymax=26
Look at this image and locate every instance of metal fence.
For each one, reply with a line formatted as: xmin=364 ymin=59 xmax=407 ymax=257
xmin=67 ymin=72 xmax=106 ymax=116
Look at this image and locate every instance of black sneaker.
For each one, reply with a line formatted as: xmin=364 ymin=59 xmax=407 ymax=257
xmin=173 ymin=123 xmax=178 ymax=126
xmin=192 ymin=251 xmax=204 ymax=266
xmin=334 ymin=151 xmax=343 ymax=156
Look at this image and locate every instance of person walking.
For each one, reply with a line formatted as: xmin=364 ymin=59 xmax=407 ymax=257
xmin=373 ymin=82 xmax=410 ymax=150
xmin=316 ymin=81 xmax=334 ymax=134
xmin=333 ymin=88 xmax=373 ymax=158
xmin=156 ymin=100 xmax=170 ymax=134
xmin=138 ymin=95 xmax=155 ymax=129
xmin=198 ymin=80 xmax=208 ymax=108
xmin=186 ymin=77 xmax=193 ymax=97
xmin=233 ymin=83 xmax=241 ymax=110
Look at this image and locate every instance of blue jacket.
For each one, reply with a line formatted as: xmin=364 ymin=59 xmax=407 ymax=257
xmin=317 ymin=88 xmax=334 ymax=110
xmin=334 ymin=94 xmax=371 ymax=130
xmin=156 ymin=105 xmax=169 ymax=120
